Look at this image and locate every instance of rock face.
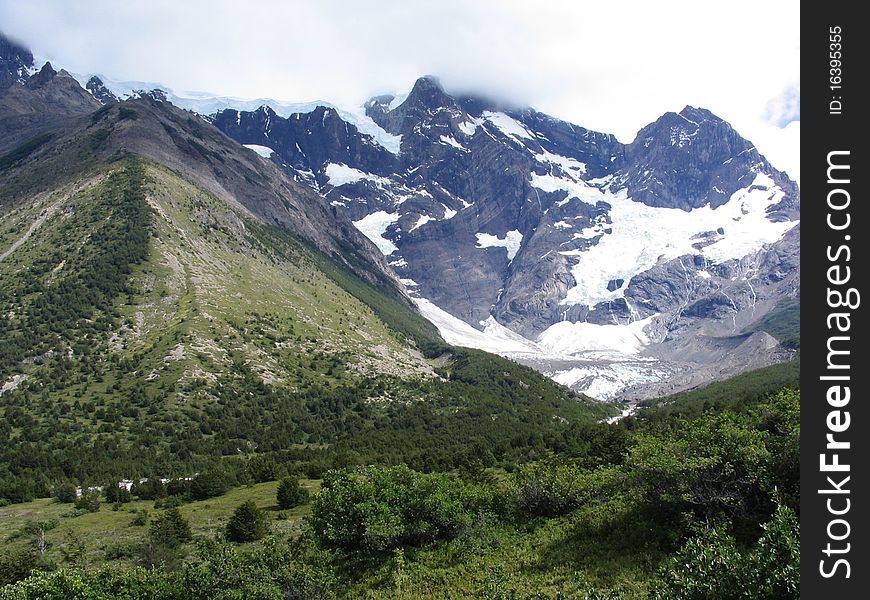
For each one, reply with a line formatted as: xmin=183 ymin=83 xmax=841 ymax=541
xmin=85 ymin=76 xmax=119 ymax=104
xmin=0 ymin=56 xmax=101 ymax=154
xmin=209 ymin=76 xmax=800 ymax=399
xmin=0 ymin=32 xmax=33 ymax=88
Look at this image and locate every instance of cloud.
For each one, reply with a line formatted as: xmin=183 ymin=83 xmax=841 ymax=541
xmin=764 ymin=84 xmax=801 ymax=128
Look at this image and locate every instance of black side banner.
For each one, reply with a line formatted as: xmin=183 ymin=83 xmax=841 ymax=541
xmin=801 ymin=5 xmax=869 ymax=597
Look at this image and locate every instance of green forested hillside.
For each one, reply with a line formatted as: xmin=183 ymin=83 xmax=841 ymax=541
xmin=0 ymin=149 xmax=608 ymax=504
xmin=0 ymin=386 xmax=799 ymax=599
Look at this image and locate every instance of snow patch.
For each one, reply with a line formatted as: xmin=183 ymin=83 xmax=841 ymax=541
xmin=410 ymin=215 xmax=433 ymax=231
xmin=439 ymin=135 xmax=467 ymax=150
xmin=336 ymin=106 xmax=403 ymax=154
xmin=324 ymin=163 xmax=368 ymax=186
xmin=535 ymin=149 xmax=587 ymax=176
xmin=352 ymin=211 xmax=400 ymax=255
xmin=243 ymin=144 xmax=275 ymax=158
xmin=475 ymin=230 xmax=523 ymax=262
xmin=441 ymin=204 xmax=457 ymax=219
xmin=388 ymin=92 xmax=409 ymax=111
xmin=457 ymin=119 xmax=479 ymax=136
xmin=324 ymin=163 xmax=392 ymax=187
xmin=530 ymin=173 xmax=600 ymax=205
xmin=413 ymin=299 xmax=540 ymax=354
xmin=483 ymin=111 xmax=535 ymax=143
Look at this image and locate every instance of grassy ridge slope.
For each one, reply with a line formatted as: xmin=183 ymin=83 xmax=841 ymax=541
xmin=0 ymin=152 xmax=609 ymax=502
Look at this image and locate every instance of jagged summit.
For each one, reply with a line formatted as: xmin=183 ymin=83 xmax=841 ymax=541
xmin=24 ymin=61 xmax=57 ymax=87
xmin=679 ymin=105 xmax=723 ymax=123
xmin=619 ymin=104 xmax=796 ymax=212
xmin=85 ymin=75 xmax=119 ymax=104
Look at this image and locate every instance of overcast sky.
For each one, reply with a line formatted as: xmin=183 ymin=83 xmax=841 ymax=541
xmin=1 ymin=0 xmax=800 ymax=183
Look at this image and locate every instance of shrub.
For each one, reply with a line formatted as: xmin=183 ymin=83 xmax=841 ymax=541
xmin=0 ymin=548 xmax=40 ymax=587
xmin=624 ymin=412 xmax=769 ymax=525
xmin=53 ymin=483 xmax=77 ymax=504
xmin=311 ymin=465 xmax=491 ymax=552
xmin=74 ymin=490 xmax=101 ymax=512
xmin=225 ymin=500 xmax=269 ymax=543
xmin=744 ymin=503 xmax=799 ymax=598
xmin=654 ymin=503 xmax=799 ymax=600
xmin=247 ymin=457 xmax=279 ymax=483
xmin=149 ymin=507 xmax=192 ymax=549
xmin=142 ymin=506 xmax=192 ymax=571
xmin=103 ymin=482 xmax=132 ymax=503
xmin=514 ymin=461 xmax=618 ymax=517
xmin=189 ymin=472 xmax=227 ymax=500
xmin=276 ymin=477 xmax=309 ymax=510
xmin=130 ymin=509 xmax=149 ymax=527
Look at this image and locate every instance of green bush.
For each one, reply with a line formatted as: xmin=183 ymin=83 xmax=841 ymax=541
xmin=654 ymin=503 xmax=799 ymax=600
xmin=52 ymin=483 xmax=77 ymax=504
xmin=189 ymin=472 xmax=228 ymax=500
xmin=149 ymin=507 xmax=192 ymax=549
xmin=625 ymin=412 xmax=769 ymax=524
xmin=74 ymin=491 xmax=100 ymax=513
xmin=276 ymin=477 xmax=309 ymax=510
xmin=311 ymin=465 xmax=494 ymax=552
xmin=514 ymin=461 xmax=618 ymax=517
xmin=225 ymin=500 xmax=269 ymax=543
xmin=142 ymin=507 xmax=192 ymax=570
xmin=744 ymin=503 xmax=799 ymax=598
xmin=130 ymin=509 xmax=149 ymax=527
xmin=0 ymin=566 xmax=175 ymax=599
xmin=0 ymin=548 xmax=40 ymax=587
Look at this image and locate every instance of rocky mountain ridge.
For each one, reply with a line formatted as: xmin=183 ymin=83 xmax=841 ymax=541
xmin=2 ymin=34 xmax=799 ymax=400
xmin=200 ymin=76 xmax=799 ymax=399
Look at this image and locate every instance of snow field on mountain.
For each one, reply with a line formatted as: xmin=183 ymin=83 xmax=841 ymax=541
xmin=536 ymin=316 xmax=656 ymax=357
xmin=530 ymin=172 xmax=798 ymax=308
xmin=548 ymin=361 xmax=671 ymax=400
xmin=482 ymin=111 xmax=535 ymax=143
xmin=534 ymin=149 xmax=587 ymax=175
xmin=439 ymin=135 xmax=467 ymax=150
xmin=414 ymin=295 xmax=665 ymax=399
